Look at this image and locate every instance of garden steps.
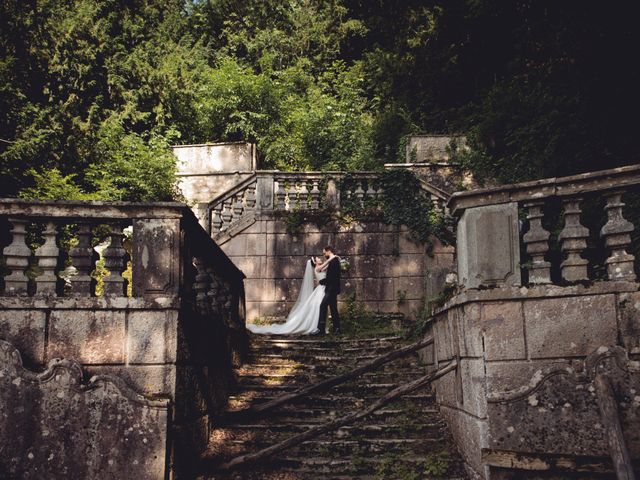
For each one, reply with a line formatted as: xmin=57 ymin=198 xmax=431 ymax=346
xmin=201 ymin=333 xmax=467 ymax=479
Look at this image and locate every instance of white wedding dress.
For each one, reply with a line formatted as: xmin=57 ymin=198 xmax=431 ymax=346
xmin=247 ymin=260 xmax=325 ymax=335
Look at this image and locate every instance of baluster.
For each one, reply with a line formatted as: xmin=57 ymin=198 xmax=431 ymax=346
xmin=211 ymin=204 xmax=223 ymax=233
xmin=355 ymin=181 xmax=365 ymax=207
xmin=221 ymin=199 xmax=233 ymax=231
xmin=233 ymin=194 xmax=244 ymax=220
xmin=310 ymin=180 xmax=320 ymax=209
xmin=287 ymin=181 xmax=298 ymax=210
xmin=102 ymin=224 xmax=128 ymax=296
xmin=600 ymin=191 xmax=636 ymax=281
xmin=245 ymin=183 xmax=256 ymax=209
xmin=193 ymin=257 xmax=211 ymax=315
xmin=69 ymin=223 xmax=95 ymax=295
xmin=298 ymin=181 xmax=309 ymax=210
xmin=366 ymin=180 xmax=377 ymax=201
xmin=523 ymin=201 xmax=551 ymax=284
xmin=33 ymin=221 xmax=60 ymax=295
xmin=558 ymin=197 xmax=589 ymax=282
xmin=2 ymin=218 xmax=31 ymax=295
xmin=275 ymin=179 xmax=287 ymax=210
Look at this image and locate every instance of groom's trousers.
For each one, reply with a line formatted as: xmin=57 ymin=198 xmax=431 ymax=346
xmin=318 ymin=287 xmax=340 ymax=332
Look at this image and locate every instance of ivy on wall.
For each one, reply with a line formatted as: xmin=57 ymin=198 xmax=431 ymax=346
xmin=281 ymin=169 xmax=452 ymax=251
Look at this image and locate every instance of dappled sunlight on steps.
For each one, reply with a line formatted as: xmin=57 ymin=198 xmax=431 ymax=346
xmin=198 ymin=334 xmax=468 ymax=479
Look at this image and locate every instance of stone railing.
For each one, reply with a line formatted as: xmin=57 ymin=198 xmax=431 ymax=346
xmin=448 ymin=164 xmax=640 ymax=289
xmin=207 ymin=170 xmax=447 ymax=236
xmin=0 ymin=199 xmax=245 ymax=301
xmin=0 ymin=198 xmax=247 ymax=477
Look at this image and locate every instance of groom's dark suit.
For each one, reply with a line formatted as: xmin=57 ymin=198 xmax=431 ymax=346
xmin=318 ymin=256 xmax=341 ymax=333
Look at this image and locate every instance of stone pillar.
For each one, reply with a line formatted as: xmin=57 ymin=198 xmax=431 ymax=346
xmin=456 ymin=202 xmax=521 ymax=289
xmin=256 ymin=176 xmax=274 ymax=210
xmin=325 ymin=179 xmax=340 ymax=209
xmin=132 ymin=218 xmax=181 ymax=297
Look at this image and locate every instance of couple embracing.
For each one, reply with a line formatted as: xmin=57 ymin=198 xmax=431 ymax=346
xmin=247 ymin=246 xmax=341 ymax=336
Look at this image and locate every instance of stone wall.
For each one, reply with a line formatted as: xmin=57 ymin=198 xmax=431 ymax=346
xmin=422 ymin=282 xmax=640 ymax=479
xmin=405 ymin=134 xmax=468 ymax=163
xmin=217 ymin=212 xmax=454 ymax=321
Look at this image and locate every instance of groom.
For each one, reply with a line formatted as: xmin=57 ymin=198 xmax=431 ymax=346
xmin=317 ymin=245 xmax=341 ymax=335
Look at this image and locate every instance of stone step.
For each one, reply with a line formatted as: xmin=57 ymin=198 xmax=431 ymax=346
xmin=250 ymin=335 xmax=403 ymax=345
xmin=218 ymin=421 xmax=445 ymax=438
xmin=204 ymin=333 xmax=467 ymax=480
xmin=235 ymin=370 xmax=427 ymax=386
xmin=232 ymin=407 xmax=440 ymax=422
xmin=227 ymin=392 xmax=436 ymax=410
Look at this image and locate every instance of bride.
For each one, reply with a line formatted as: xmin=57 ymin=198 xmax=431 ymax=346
xmin=246 ymin=257 xmax=330 ymax=335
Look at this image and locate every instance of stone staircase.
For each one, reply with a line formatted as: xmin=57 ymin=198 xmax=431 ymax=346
xmin=200 ymin=334 xmax=468 ymax=479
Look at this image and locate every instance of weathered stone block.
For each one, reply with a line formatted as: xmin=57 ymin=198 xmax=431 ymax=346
xmin=246 ymin=234 xmax=267 ymax=256
xmin=457 ymin=202 xmax=521 ymax=289
xmin=0 ymin=340 xmax=169 ymax=480
xmin=132 ymin=218 xmax=181 ymax=297
xmin=303 ymin=233 xmax=334 ymax=255
xmin=460 ymin=358 xmax=487 ymax=418
xmin=220 ymin=236 xmax=247 ymax=257
xmin=275 ymin=233 xmax=304 ymax=256
xmin=230 ymin=256 xmax=263 ymax=278
xmin=434 ymin=316 xmax=454 ymax=362
xmin=274 ymin=278 xmax=302 ymax=302
xmin=456 ymin=304 xmax=483 ymax=358
xmin=0 ymin=310 xmax=45 ymax=365
xmin=362 ymin=278 xmax=394 ymax=302
xmin=244 ymin=279 xmax=273 ymax=303
xmin=398 ymin=231 xmax=426 ymax=254
xmin=85 ymin=365 xmax=177 ymax=397
xmin=127 ymin=310 xmax=178 ymax=364
xmin=433 ymin=365 xmax=458 ymax=408
xmin=482 ymin=301 xmax=525 ymax=361
xmin=334 ymin=233 xmax=356 ymax=255
xmin=391 ymin=254 xmax=424 ymax=276
xmin=267 ymin=256 xmax=306 ymax=279
xmin=524 ymin=295 xmax=617 ymax=358
xmin=618 ymin=291 xmax=640 ymax=355
xmin=394 ymin=276 xmax=424 ymax=300
xmin=439 ymin=404 xmax=489 ymax=477
xmin=48 ymin=310 xmax=126 ymax=364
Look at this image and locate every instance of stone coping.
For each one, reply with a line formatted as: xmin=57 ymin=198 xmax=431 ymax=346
xmin=448 ymin=163 xmax=640 ymax=215
xmin=172 ymin=140 xmax=253 ymax=148
xmin=430 ymin=281 xmax=640 ymax=320
xmin=0 ymin=295 xmax=180 ymax=309
xmin=0 ymin=198 xmax=187 ymax=218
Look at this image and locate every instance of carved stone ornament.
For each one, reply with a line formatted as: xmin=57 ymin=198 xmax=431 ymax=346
xmin=486 ymin=346 xmax=640 ymax=459
xmin=0 ymin=339 xmax=170 ymax=480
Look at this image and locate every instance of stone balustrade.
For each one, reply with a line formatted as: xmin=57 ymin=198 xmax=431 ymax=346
xmin=0 ymin=198 xmax=247 ymax=478
xmin=0 ymin=199 xmax=244 ymax=301
xmin=206 ymin=171 xmax=419 ymax=236
xmin=448 ymin=164 xmax=640 ymax=289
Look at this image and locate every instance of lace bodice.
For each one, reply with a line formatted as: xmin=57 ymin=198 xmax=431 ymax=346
xmin=315 ymin=269 xmax=327 ymax=281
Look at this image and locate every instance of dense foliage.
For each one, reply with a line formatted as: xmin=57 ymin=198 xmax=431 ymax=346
xmin=2 ymin=0 xmax=639 ymax=199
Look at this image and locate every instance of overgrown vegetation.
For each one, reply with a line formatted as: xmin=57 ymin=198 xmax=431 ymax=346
xmin=3 ymin=1 xmax=639 ymax=200
xmin=338 ymin=293 xmax=403 ymax=338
